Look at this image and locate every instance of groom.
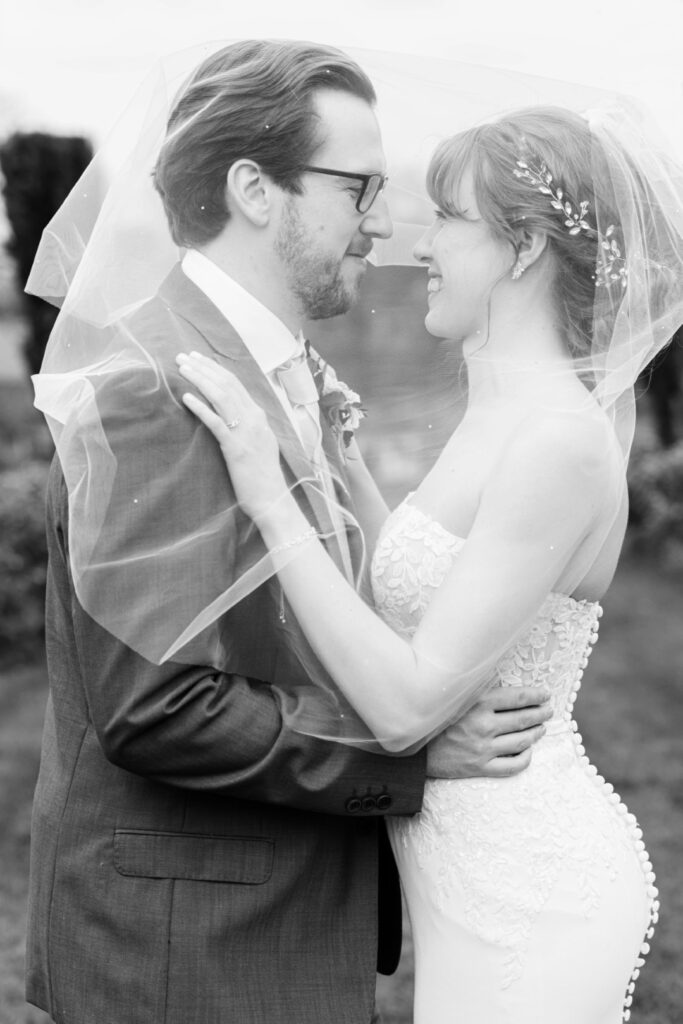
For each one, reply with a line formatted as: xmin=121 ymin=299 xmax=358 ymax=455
xmin=27 ymin=40 xmax=551 ymax=1024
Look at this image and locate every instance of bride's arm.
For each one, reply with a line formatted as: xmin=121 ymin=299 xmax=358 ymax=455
xmin=339 ymin=438 xmax=390 ymax=558
xmin=179 ymin=355 xmax=607 ymax=751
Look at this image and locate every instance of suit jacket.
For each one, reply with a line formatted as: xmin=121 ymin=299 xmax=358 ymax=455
xmin=26 ymin=266 xmax=427 ymax=1024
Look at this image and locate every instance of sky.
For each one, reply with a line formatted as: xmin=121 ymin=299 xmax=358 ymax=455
xmin=1 ymin=0 xmax=682 ymax=150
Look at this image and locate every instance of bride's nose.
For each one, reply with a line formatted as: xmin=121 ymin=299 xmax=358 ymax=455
xmin=413 ymin=223 xmax=437 ymax=264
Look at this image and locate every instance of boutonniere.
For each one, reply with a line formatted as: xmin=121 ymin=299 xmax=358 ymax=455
xmin=306 ymin=343 xmax=366 ymax=451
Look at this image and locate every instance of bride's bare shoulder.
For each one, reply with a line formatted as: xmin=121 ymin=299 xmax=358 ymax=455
xmin=501 ymin=403 xmax=618 ymax=474
xmin=477 ymin=406 xmax=622 ymax=527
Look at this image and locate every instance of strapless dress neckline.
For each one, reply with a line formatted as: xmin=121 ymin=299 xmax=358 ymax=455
xmin=401 ymin=491 xmax=602 ymax=615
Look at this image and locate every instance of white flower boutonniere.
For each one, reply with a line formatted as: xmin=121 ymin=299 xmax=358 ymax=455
xmin=306 ymin=343 xmax=366 ymax=451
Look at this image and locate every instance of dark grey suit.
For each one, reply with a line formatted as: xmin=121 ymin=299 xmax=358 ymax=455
xmin=26 ymin=267 xmax=426 ymax=1024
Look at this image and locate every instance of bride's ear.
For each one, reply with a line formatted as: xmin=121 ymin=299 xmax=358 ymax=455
xmin=513 ymin=227 xmax=548 ymax=274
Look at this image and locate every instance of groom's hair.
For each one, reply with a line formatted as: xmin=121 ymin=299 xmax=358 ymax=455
xmin=153 ymin=40 xmax=376 ymax=247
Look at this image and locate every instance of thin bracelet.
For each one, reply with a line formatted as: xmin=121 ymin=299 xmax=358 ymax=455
xmin=270 ymin=525 xmax=317 ymax=558
xmin=272 ymin=526 xmax=317 ymax=625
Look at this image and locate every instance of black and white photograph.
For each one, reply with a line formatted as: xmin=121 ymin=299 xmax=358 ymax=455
xmin=1 ymin=2 xmax=682 ymax=1022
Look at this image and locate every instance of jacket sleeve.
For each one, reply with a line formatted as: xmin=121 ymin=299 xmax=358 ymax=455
xmin=48 ymin=347 xmax=426 ymax=817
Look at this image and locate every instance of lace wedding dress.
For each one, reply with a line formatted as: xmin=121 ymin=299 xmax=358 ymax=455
xmin=371 ymin=497 xmax=658 ymax=1024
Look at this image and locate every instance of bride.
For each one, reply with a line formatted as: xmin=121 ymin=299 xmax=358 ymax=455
xmin=177 ymin=104 xmax=680 ymax=1022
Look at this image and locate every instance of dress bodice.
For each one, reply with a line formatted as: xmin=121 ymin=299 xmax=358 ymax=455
xmin=370 ymin=496 xmax=602 ymax=728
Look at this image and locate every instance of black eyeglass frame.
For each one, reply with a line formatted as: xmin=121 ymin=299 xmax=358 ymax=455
xmin=300 ymin=165 xmax=388 ymax=213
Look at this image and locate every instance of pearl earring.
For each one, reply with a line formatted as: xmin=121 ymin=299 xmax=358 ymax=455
xmin=511 ymin=260 xmax=525 ymax=281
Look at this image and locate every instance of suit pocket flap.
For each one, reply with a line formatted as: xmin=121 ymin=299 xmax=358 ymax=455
xmin=114 ymin=829 xmax=273 ymax=883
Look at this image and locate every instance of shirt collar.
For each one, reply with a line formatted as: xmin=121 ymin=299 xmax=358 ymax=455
xmin=182 ymin=249 xmax=301 ymax=374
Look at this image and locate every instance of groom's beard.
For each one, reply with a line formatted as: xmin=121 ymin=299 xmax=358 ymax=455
xmin=275 ymin=198 xmax=360 ymax=320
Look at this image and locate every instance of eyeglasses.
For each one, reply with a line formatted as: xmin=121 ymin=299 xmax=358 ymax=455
xmin=301 ymin=165 xmax=388 ymax=214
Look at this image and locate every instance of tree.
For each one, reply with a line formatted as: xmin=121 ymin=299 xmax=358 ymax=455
xmin=0 ymin=132 xmax=93 ymax=374
xmin=639 ymin=330 xmax=682 ymax=448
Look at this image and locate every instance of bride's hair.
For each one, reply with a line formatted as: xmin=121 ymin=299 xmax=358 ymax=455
xmin=153 ymin=39 xmax=375 ymax=248
xmin=427 ymin=107 xmax=622 ymax=359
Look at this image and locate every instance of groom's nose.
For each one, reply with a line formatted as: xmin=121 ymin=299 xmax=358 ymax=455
xmin=360 ymin=193 xmax=393 ymax=239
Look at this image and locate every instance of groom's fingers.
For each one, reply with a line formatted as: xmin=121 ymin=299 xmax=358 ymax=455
xmin=484 ymin=749 xmax=534 ymax=778
xmin=487 ymin=685 xmax=551 ymax=711
xmin=486 ymin=688 xmax=553 ymax=737
xmin=494 ymin=704 xmax=553 ymax=736
xmin=491 ymin=723 xmax=546 ymax=757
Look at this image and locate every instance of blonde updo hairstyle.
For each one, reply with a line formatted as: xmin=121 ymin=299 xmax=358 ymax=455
xmin=427 ymin=106 xmax=619 ymax=360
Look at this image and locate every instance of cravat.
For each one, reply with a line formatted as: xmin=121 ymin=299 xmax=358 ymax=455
xmin=276 ymin=346 xmax=323 ymax=466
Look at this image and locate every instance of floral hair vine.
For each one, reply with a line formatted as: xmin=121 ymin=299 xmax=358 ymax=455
xmin=512 ymin=158 xmax=627 ymax=290
xmin=595 ymin=225 xmax=628 ymax=290
xmin=513 ymin=158 xmax=590 ymax=235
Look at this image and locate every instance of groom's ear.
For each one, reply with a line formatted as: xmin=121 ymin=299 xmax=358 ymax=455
xmin=226 ymin=159 xmax=273 ymax=227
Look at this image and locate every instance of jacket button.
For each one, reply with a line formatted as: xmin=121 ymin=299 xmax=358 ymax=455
xmin=376 ymin=794 xmax=393 ymax=811
xmin=361 ymin=795 xmax=377 ymax=812
xmin=346 ymin=797 xmax=362 ymax=813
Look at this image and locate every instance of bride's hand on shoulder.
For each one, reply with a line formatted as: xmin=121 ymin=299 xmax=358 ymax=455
xmin=177 ymin=351 xmax=287 ymax=521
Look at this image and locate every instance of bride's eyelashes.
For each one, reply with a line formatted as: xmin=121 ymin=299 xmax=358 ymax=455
xmin=434 ymin=206 xmax=470 ymax=224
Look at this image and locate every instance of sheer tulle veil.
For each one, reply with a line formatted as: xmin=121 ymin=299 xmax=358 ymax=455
xmin=27 ymin=41 xmax=683 ymax=749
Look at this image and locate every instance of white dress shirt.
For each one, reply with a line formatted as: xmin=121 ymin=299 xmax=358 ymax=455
xmin=182 ymin=249 xmax=308 ymax=443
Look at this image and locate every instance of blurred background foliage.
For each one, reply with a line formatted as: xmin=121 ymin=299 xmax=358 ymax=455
xmin=0 ymin=132 xmax=90 ymax=662
xmin=0 ymin=133 xmax=92 ymax=373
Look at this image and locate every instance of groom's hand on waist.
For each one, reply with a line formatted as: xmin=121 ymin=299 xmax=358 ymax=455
xmin=426 ymin=686 xmax=553 ymax=780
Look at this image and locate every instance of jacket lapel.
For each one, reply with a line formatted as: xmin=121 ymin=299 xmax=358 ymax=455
xmin=159 ymin=266 xmax=350 ymax=574
xmin=318 ymin=411 xmax=366 ymax=589
xmin=306 ymin=341 xmax=367 ymax=589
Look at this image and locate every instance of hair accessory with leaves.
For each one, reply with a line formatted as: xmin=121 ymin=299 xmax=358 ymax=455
xmin=513 ymin=158 xmax=591 ymax=235
xmin=513 ymin=158 xmax=628 ymax=289
xmin=594 ymin=225 xmax=628 ymax=289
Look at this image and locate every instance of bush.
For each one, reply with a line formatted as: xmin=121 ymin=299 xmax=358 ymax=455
xmin=627 ymin=440 xmax=683 ymax=567
xmin=0 ymin=382 xmax=53 ymax=473
xmin=0 ymin=460 xmax=49 ymax=658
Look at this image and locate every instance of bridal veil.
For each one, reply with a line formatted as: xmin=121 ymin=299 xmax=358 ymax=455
xmin=27 ymin=42 xmax=683 ymax=749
